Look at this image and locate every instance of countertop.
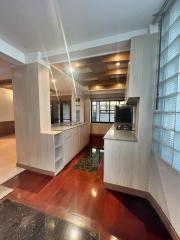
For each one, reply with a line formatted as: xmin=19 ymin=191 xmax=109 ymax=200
xmin=51 ymin=122 xmax=89 ymax=132
xmin=42 ymin=122 xmax=89 ymax=135
xmin=104 ymin=123 xmax=137 ymax=142
xmin=42 ymin=122 xmax=88 ymax=135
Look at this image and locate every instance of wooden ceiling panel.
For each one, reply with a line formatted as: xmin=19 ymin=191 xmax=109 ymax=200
xmin=103 ymin=52 xmax=130 ymax=62
xmin=53 ymin=51 xmax=130 ymax=90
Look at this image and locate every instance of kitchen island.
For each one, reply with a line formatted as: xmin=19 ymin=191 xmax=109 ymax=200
xmin=17 ymin=122 xmax=90 ymax=176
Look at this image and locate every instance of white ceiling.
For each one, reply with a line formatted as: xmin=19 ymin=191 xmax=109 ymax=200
xmin=0 ymin=0 xmax=164 ymax=54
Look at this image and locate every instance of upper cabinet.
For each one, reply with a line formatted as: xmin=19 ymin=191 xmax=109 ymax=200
xmin=126 ymin=34 xmax=159 ymax=101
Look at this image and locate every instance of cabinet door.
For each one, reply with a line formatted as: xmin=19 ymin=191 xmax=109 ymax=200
xmin=79 ymin=125 xmax=84 ymax=150
xmin=70 ymin=128 xmax=79 ymax=158
xmin=74 ymin=128 xmax=80 ymax=156
xmin=62 ymin=131 xmax=72 ymax=166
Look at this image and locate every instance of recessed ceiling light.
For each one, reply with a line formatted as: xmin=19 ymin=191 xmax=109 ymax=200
xmin=115 ymin=62 xmax=120 ymax=66
xmin=69 ymin=67 xmax=74 ymax=73
xmin=51 ymin=79 xmax=56 ymax=83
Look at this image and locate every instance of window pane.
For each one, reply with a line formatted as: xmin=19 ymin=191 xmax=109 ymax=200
xmin=100 ymin=113 xmax=109 ymax=122
xmin=164 ymin=96 xmax=176 ymax=112
xmin=162 ymin=113 xmax=175 ymax=129
xmin=173 ymin=150 xmax=180 ymax=171
xmin=110 ymin=101 xmax=117 ymax=110
xmin=154 ymin=113 xmax=161 ymax=126
xmin=176 ymin=94 xmax=180 ymax=112
xmin=92 ymin=102 xmax=98 ymax=122
xmin=161 ymin=144 xmax=173 ymax=165
xmin=91 ymin=100 xmax=120 ymax=123
xmin=164 ymin=76 xmax=178 ymax=96
xmin=110 ymin=114 xmax=114 ymax=122
xmin=153 ymin=127 xmax=161 ymax=141
xmin=161 ymin=129 xmax=174 ymax=147
xmin=100 ymin=101 xmax=109 ymax=111
xmin=175 ymin=113 xmax=180 ymax=131
xmin=174 ymin=132 xmax=180 ymax=151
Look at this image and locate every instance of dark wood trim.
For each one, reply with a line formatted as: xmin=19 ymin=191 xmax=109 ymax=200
xmin=104 ymin=182 xmax=180 ymax=240
xmin=0 ymin=121 xmax=15 ymax=137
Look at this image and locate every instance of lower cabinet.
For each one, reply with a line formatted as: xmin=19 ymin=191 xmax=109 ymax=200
xmin=61 ymin=123 xmax=90 ymax=170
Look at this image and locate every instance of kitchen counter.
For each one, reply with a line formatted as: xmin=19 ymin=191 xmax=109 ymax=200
xmin=51 ymin=122 xmax=89 ymax=132
xmin=104 ymin=123 xmax=137 ymax=142
xmin=42 ymin=122 xmax=89 ymax=135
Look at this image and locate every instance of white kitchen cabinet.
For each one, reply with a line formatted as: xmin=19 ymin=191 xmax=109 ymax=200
xmin=126 ymin=34 xmax=158 ymax=100
xmin=60 ymin=123 xmax=90 ymax=170
xmin=62 ymin=130 xmax=72 ymax=166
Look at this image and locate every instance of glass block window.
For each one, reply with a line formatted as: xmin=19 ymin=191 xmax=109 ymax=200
xmin=152 ymin=0 xmax=180 ymax=172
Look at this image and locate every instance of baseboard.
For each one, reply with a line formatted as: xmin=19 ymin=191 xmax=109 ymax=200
xmin=16 ymin=163 xmax=55 ymax=177
xmin=104 ymin=182 xmax=180 ymax=240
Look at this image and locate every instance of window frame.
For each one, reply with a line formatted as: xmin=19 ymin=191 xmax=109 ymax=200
xmin=91 ymin=100 xmax=121 ymax=123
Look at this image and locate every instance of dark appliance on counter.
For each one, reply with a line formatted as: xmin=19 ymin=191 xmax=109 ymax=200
xmin=115 ymin=105 xmax=133 ymax=130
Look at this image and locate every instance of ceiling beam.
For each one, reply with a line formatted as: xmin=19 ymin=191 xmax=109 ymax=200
xmin=42 ymin=28 xmax=147 ymax=63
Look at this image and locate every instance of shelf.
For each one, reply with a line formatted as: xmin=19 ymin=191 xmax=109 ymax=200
xmin=55 ymin=156 xmax=63 ymax=163
xmin=55 ymin=143 xmax=62 ymax=149
xmin=55 ymin=147 xmax=62 ymax=161
xmin=55 ymin=159 xmax=63 ymax=173
xmin=54 ymin=133 xmax=62 ymax=147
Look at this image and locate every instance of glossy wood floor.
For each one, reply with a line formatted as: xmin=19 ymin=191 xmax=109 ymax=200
xmin=2 ymin=136 xmax=171 ymax=240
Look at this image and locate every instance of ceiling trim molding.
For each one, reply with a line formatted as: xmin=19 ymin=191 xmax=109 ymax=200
xmin=25 ymin=52 xmax=50 ymax=69
xmin=0 ymin=39 xmax=26 ymax=64
xmin=42 ymin=28 xmax=148 ymax=59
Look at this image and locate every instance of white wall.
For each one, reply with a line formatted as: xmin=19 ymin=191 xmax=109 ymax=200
xmin=0 ymin=88 xmax=14 ymax=122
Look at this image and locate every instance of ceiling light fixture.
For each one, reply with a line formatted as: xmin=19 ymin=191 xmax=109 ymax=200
xmin=51 ymin=78 xmax=56 ymax=83
xmin=115 ymin=62 xmax=120 ymax=66
xmin=69 ymin=67 xmax=74 ymax=73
